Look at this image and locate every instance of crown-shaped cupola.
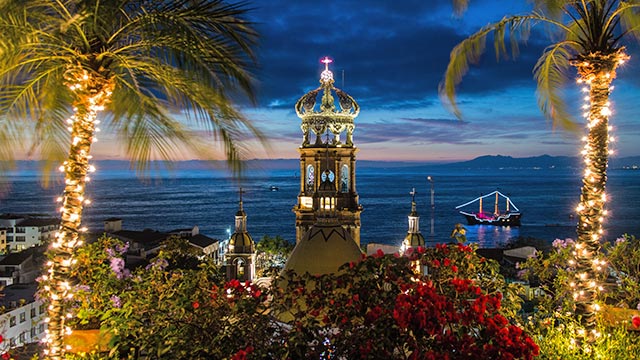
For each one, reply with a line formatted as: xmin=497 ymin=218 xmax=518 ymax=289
xmin=295 ymin=57 xmax=360 ymax=148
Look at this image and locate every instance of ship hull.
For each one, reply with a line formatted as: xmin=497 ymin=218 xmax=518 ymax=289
xmin=461 ymin=212 xmax=522 ymax=226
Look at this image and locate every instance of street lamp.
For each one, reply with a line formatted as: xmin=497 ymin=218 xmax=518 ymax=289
xmin=427 ymin=176 xmax=434 ymax=239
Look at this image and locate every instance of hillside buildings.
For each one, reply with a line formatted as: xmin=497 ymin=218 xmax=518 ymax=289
xmin=0 ymin=214 xmax=58 ymax=252
xmin=102 ymin=218 xmax=221 ymax=263
xmin=0 ymin=282 xmax=46 ymax=351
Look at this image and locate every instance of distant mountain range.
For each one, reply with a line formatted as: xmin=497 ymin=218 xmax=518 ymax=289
xmin=7 ymin=154 xmax=640 ymax=173
xmin=440 ymin=154 xmax=579 ymax=169
xmin=441 ymin=154 xmax=640 ymax=170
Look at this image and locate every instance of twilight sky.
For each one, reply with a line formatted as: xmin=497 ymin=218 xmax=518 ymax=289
xmin=91 ymin=0 xmax=640 ymax=162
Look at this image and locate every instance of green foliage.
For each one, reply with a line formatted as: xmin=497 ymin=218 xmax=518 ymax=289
xmin=523 ymin=312 xmax=640 ymax=359
xmin=103 ymin=246 xmax=282 ymax=360
xmin=519 ymin=236 xmax=640 ymax=357
xmin=255 ymin=235 xmax=294 ymax=277
xmin=68 ymin=235 xmax=132 ymax=330
xmin=159 ymin=236 xmax=211 ymax=271
xmin=519 ymin=238 xmax=580 ymax=316
xmin=603 ymin=234 xmax=640 ymax=309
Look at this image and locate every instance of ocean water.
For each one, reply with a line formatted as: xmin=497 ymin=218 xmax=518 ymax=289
xmin=1 ymin=166 xmax=639 ymax=248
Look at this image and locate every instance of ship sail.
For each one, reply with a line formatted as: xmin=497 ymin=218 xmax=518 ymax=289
xmin=455 ymin=191 xmax=521 ymax=226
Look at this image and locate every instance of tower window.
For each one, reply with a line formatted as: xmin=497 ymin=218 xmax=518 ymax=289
xmin=306 ymin=165 xmax=314 ymax=192
xmin=236 ymin=258 xmax=245 ymax=277
xmin=341 ymin=164 xmax=349 ymax=193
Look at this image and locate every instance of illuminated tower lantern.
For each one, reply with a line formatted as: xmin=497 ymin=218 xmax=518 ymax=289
xmin=293 ymin=57 xmax=363 ymax=246
xmin=226 ymin=188 xmax=256 ymax=281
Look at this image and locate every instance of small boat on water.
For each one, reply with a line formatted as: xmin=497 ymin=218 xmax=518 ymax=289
xmin=455 ymin=191 xmax=522 ymax=226
xmin=270 ymin=185 xmax=279 ymax=191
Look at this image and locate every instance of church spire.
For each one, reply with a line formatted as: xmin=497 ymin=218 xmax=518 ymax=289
xmin=235 ymin=187 xmax=247 ymax=232
xmin=227 ymin=187 xmax=255 ymax=282
xmin=403 ymin=188 xmax=425 ymax=250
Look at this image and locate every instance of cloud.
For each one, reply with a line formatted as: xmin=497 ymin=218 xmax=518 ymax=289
xmin=250 ymin=0 xmax=547 ymax=113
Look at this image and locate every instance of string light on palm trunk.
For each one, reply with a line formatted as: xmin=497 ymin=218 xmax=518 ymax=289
xmin=570 ymin=49 xmax=629 ymax=347
xmin=42 ymin=68 xmax=113 ymax=359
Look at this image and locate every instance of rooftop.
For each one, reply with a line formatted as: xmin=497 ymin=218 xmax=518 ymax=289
xmin=0 ymin=283 xmax=39 ymax=306
xmin=188 ymin=234 xmax=219 ymax=248
xmin=17 ymin=218 xmax=59 ymax=227
xmin=0 ymin=246 xmax=43 ymax=266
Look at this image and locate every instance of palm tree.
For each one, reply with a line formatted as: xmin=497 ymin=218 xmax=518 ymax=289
xmin=441 ymin=0 xmax=640 ymax=338
xmin=0 ymin=1 xmax=262 ymax=358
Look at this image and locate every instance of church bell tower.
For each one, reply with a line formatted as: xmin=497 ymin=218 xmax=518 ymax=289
xmin=293 ymin=57 xmax=363 ymax=246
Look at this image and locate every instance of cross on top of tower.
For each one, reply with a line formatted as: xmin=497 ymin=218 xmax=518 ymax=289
xmin=238 ymin=187 xmax=245 ymax=210
xmin=320 ymin=57 xmax=334 ymax=84
xmin=410 ymin=188 xmax=417 ymax=202
xmin=321 ymin=56 xmax=333 ymax=71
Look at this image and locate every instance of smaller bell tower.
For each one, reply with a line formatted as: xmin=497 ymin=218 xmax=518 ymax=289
xmin=226 ymin=188 xmax=256 ymax=281
xmin=401 ymin=188 xmax=425 ymax=253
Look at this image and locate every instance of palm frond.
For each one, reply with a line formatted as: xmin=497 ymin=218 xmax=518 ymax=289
xmin=107 ymin=57 xmax=262 ymax=176
xmin=109 ymin=0 xmax=258 ymax=101
xmin=0 ymin=0 xmax=261 ymax=176
xmin=617 ymin=1 xmax=640 ymax=42
xmin=0 ymin=119 xmax=22 ymax=172
xmin=451 ymin=0 xmax=469 ymax=16
xmin=440 ymin=15 xmax=538 ymax=118
xmin=532 ymin=0 xmax=568 ymax=21
xmin=533 ymin=41 xmax=580 ymax=131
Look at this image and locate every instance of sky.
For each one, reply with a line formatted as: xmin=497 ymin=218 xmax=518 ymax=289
xmin=93 ymin=0 xmax=640 ymax=162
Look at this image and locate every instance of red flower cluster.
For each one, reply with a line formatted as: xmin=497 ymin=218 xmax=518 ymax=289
xmin=633 ymin=315 xmax=640 ymax=328
xmin=435 ymin=243 xmax=450 ymax=254
xmin=223 ymin=279 xmax=264 ymax=302
xmin=456 ymin=243 xmax=473 ymax=253
xmin=391 ymin=279 xmax=538 ymax=359
xmin=230 ymin=345 xmax=254 ymax=360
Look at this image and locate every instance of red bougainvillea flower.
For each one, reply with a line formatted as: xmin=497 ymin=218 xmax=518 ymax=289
xmin=231 ymin=346 xmax=254 ymax=360
xmin=0 ymin=335 xmax=3 ymax=343
xmin=1 ymin=352 xmax=9 ymax=360
xmin=632 ymin=315 xmax=640 ymax=328
xmin=192 ymin=301 xmax=200 ymax=309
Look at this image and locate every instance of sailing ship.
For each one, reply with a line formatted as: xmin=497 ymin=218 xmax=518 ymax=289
xmin=455 ymin=191 xmax=521 ymax=226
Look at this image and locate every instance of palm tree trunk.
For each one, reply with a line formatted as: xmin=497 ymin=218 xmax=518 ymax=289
xmin=44 ymin=71 xmax=112 ymax=359
xmin=572 ymin=50 xmax=626 ymax=339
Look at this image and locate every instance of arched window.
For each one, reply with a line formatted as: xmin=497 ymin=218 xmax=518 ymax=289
xmin=341 ymin=164 xmax=349 ymax=193
xmin=236 ymin=258 xmax=245 ymax=277
xmin=306 ymin=165 xmax=314 ymax=192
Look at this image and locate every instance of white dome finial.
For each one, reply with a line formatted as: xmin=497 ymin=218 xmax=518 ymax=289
xmin=320 ymin=56 xmax=334 ymax=84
